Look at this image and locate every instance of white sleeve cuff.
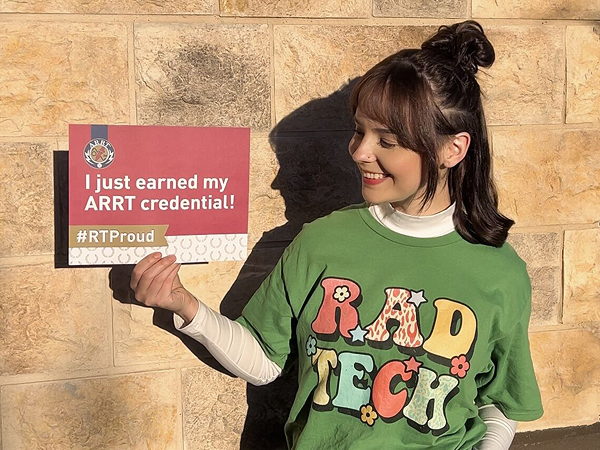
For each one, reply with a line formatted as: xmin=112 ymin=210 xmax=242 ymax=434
xmin=173 ymin=297 xmax=282 ymax=386
xmin=474 ymin=404 xmax=518 ymax=450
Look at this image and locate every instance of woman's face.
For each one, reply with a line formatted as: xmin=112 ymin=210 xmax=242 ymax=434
xmin=349 ymin=106 xmax=428 ymax=213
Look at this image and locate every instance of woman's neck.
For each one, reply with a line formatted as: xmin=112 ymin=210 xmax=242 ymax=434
xmin=368 ymin=201 xmax=456 ymax=238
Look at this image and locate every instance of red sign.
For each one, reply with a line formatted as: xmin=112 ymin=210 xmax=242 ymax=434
xmin=68 ymin=124 xmax=250 ymax=265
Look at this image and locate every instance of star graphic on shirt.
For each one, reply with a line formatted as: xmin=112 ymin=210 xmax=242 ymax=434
xmin=404 ymin=356 xmax=422 ymax=373
xmin=349 ymin=325 xmax=368 ymax=343
xmin=407 ymin=289 xmax=427 ymax=308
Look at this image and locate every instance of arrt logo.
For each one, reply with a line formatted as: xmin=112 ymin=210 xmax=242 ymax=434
xmin=84 ymin=138 xmax=115 ymax=169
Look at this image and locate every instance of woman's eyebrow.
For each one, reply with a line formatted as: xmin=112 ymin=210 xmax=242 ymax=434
xmin=374 ymin=127 xmax=394 ymax=134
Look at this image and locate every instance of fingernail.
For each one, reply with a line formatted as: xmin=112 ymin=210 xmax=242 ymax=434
xmin=153 ymin=253 xmax=161 ymax=259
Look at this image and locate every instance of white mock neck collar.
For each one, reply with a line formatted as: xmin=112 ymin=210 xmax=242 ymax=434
xmin=368 ymin=201 xmax=456 ymax=238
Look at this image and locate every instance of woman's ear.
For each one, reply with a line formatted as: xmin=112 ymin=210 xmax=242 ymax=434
xmin=442 ymin=132 xmax=470 ymax=168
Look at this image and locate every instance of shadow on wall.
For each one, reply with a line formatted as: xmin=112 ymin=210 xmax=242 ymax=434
xmin=53 ymin=78 xmax=363 ymax=449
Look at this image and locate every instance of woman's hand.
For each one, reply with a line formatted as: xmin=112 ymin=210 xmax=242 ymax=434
xmin=130 ymin=252 xmax=190 ymax=315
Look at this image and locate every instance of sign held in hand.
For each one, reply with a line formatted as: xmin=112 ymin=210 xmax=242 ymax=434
xmin=68 ymin=124 xmax=250 ymax=265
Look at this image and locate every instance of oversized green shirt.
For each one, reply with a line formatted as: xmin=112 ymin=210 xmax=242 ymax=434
xmin=236 ymin=203 xmax=543 ymax=450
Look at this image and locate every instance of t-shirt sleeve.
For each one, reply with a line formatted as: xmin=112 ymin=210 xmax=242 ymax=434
xmin=474 ymin=270 xmax=544 ymax=422
xmin=234 ymin=230 xmax=313 ymax=373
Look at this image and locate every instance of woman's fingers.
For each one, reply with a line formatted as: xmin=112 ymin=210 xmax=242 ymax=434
xmin=133 ymin=255 xmax=176 ymax=302
xmin=155 ymin=264 xmax=183 ymax=309
xmin=130 ymin=252 xmax=162 ymax=290
xmin=143 ymin=261 xmax=180 ymax=307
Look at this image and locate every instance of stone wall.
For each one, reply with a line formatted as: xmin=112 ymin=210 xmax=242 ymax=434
xmin=1 ymin=2 xmax=599 ymax=449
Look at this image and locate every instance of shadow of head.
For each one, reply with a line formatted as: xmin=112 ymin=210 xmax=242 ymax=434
xmin=268 ymin=77 xmax=363 ymax=225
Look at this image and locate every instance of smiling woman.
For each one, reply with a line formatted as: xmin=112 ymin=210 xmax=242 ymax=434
xmin=347 ymin=27 xmax=506 ymax=247
xmin=349 ymin=107 xmax=431 ymax=212
xmin=130 ymin=20 xmax=543 ymax=450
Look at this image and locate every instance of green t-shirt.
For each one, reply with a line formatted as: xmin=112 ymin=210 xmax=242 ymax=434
xmin=236 ymin=203 xmax=543 ymax=450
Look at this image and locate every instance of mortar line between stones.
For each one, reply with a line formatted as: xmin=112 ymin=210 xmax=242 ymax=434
xmin=559 ymin=229 xmax=565 ymax=325
xmin=108 ymin=270 xmax=116 ymax=368
xmin=270 ymin=23 xmax=276 ymax=129
xmin=0 ymin=13 xmax=598 ymax=27
xmin=0 ymin=363 xmax=193 ymax=388
xmin=128 ymin=21 xmax=137 ymax=125
xmin=562 ymin=26 xmax=568 ymax=125
xmin=177 ymin=367 xmax=184 ymax=450
xmin=0 ymin=385 xmax=4 ymax=450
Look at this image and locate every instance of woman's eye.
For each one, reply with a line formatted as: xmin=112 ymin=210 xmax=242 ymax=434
xmin=379 ymin=140 xmax=395 ymax=149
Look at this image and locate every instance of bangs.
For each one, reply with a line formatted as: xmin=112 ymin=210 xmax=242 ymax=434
xmin=349 ymin=60 xmax=441 ymax=154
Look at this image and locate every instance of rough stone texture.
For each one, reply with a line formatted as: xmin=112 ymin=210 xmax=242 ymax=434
xmin=249 ymin=133 xmax=363 ymax=245
xmin=0 ymin=371 xmax=178 ymax=450
xmin=481 ymin=26 xmax=564 ymax=125
xmin=0 ymin=142 xmax=54 ymax=257
xmin=507 ymin=233 xmax=561 ymax=326
xmin=473 ymin=0 xmax=600 ymax=19
xmin=373 ymin=0 xmax=467 ymax=18
xmin=135 ymin=23 xmax=271 ymax=132
xmin=111 ymin=253 xmax=262 ymax=366
xmin=274 ymin=25 xmax=563 ymax=129
xmin=566 ymin=26 xmax=600 ymax=124
xmin=0 ymin=22 xmax=129 ymax=136
xmin=563 ymin=229 xmax=600 ymax=324
xmin=182 ymin=363 xmax=297 ymax=450
xmin=0 ymin=0 xmax=214 ymax=14
xmin=492 ymin=129 xmax=600 ymax=227
xmin=248 ymin=136 xmax=287 ymax=248
xmin=0 ymin=264 xmax=109 ymax=376
xmin=274 ymin=25 xmax=438 ymax=131
xmin=220 ymin=0 xmax=369 ymax=17
xmin=182 ymin=366 xmax=247 ymax=450
xmin=522 ymin=327 xmax=600 ymax=431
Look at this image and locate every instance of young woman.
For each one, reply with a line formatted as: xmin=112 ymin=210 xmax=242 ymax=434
xmin=131 ymin=20 xmax=543 ymax=450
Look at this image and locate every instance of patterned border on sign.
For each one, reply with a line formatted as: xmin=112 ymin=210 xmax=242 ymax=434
xmin=68 ymin=233 xmax=247 ymax=265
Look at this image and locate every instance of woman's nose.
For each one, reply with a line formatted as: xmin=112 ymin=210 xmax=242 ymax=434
xmin=351 ymin=140 xmax=376 ymax=163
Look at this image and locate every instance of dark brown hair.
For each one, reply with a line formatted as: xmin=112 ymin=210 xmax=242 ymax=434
xmin=349 ymin=20 xmax=514 ymax=248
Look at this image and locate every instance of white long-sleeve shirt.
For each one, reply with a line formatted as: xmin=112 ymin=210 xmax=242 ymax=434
xmin=173 ymin=201 xmax=517 ymax=449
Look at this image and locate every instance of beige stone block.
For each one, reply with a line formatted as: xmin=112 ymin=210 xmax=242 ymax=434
xmin=473 ymin=0 xmax=600 ymax=19
xmin=274 ymin=25 xmax=563 ymax=129
xmin=113 ymin=250 xmax=281 ymax=364
xmin=0 ymin=142 xmax=53 ymax=257
xmin=274 ymin=25 xmax=438 ymax=131
xmin=182 ymin=365 xmax=246 ymax=450
xmin=0 ymin=0 xmax=214 ymax=14
xmin=248 ymin=133 xmax=363 ymax=246
xmin=248 ymin=136 xmax=287 ymax=248
xmin=0 ymin=22 xmax=129 ymax=136
xmin=135 ymin=23 xmax=270 ymax=132
xmin=507 ymin=233 xmax=561 ymax=326
xmin=566 ymin=26 xmax=600 ymax=124
xmin=182 ymin=245 xmax=290 ymax=320
xmin=564 ymin=229 xmax=600 ymax=324
xmin=522 ymin=327 xmax=600 ymax=431
xmin=112 ymin=299 xmax=192 ymax=365
xmin=221 ymin=0 xmax=369 ymax=17
xmin=1 ymin=371 xmax=178 ymax=449
xmin=374 ymin=0 xmax=467 ymax=18
xmin=493 ymin=129 xmax=600 ymax=226
xmin=481 ymin=26 xmax=564 ymax=125
xmin=0 ymin=264 xmax=109 ymax=376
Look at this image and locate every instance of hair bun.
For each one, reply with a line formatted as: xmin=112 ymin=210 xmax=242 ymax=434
xmin=421 ymin=20 xmax=495 ymax=75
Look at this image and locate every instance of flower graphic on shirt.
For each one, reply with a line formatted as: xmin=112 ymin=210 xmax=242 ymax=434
xmin=305 ymin=335 xmax=317 ymax=357
xmin=333 ymin=285 xmax=351 ymax=302
xmin=450 ymin=354 xmax=470 ymax=378
xmin=360 ymin=404 xmax=378 ymax=426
